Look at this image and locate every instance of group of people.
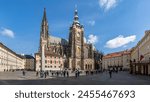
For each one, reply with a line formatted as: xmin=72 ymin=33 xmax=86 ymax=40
xmin=75 ymin=69 xmax=80 ymax=78
xmin=35 ymin=69 xmax=82 ymax=78
xmin=51 ymin=70 xmax=69 ymax=77
xmin=35 ymin=70 xmax=70 ymax=78
xmin=85 ymin=70 xmax=102 ymax=76
xmin=22 ymin=69 xmax=109 ymax=79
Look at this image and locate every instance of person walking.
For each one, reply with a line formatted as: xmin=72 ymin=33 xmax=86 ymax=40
xmin=77 ymin=70 xmax=80 ymax=77
xmin=67 ymin=71 xmax=69 ymax=77
xmin=63 ymin=71 xmax=66 ymax=77
xmin=109 ymin=70 xmax=112 ymax=78
xmin=44 ymin=71 xmax=47 ymax=78
xmin=22 ymin=70 xmax=25 ymax=76
xmin=56 ymin=71 xmax=59 ymax=77
xmin=51 ymin=72 xmax=54 ymax=76
xmin=75 ymin=70 xmax=78 ymax=78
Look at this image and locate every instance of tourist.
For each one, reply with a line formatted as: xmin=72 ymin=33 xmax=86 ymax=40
xmin=51 ymin=72 xmax=54 ymax=76
xmin=56 ymin=71 xmax=59 ymax=77
xmin=77 ymin=70 xmax=80 ymax=77
xmin=109 ymin=70 xmax=112 ymax=78
xmin=44 ymin=71 xmax=47 ymax=78
xmin=63 ymin=71 xmax=66 ymax=77
xmin=67 ymin=71 xmax=69 ymax=77
xmin=22 ymin=70 xmax=25 ymax=76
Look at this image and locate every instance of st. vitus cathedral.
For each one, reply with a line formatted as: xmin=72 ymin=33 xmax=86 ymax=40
xmin=35 ymin=8 xmax=102 ymax=71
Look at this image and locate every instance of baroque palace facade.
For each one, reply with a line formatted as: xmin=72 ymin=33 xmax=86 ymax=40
xmin=0 ymin=43 xmax=23 ymax=71
xmin=0 ymin=43 xmax=35 ymax=71
xmin=35 ymin=8 xmax=101 ymax=71
xmin=102 ymin=50 xmax=131 ymax=71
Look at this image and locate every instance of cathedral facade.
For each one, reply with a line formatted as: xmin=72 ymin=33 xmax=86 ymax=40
xmin=35 ymin=8 xmax=96 ymax=71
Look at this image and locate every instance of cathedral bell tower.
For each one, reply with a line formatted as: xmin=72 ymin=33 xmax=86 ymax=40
xmin=69 ymin=9 xmax=84 ymax=70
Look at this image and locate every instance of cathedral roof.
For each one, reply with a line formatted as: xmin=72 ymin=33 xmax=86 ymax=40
xmin=48 ymin=35 xmax=68 ymax=45
xmin=35 ymin=52 xmax=64 ymax=57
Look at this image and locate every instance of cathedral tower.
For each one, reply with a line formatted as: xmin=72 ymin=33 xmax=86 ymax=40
xmin=69 ymin=9 xmax=84 ymax=70
xmin=39 ymin=8 xmax=49 ymax=71
xmin=39 ymin=8 xmax=49 ymax=52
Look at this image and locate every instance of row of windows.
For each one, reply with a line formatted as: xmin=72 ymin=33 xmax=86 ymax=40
xmin=39 ymin=65 xmax=62 ymax=68
xmin=45 ymin=60 xmax=62 ymax=64
xmin=0 ymin=50 xmax=21 ymax=60
xmin=0 ymin=58 xmax=21 ymax=63
xmin=0 ymin=63 xmax=22 ymax=67
xmin=38 ymin=60 xmax=63 ymax=64
xmin=0 ymin=61 xmax=22 ymax=65
xmin=45 ymin=56 xmax=62 ymax=59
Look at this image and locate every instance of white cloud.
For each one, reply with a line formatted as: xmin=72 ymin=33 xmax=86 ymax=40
xmin=87 ymin=34 xmax=98 ymax=44
xmin=105 ymin=35 xmax=136 ymax=49
xmin=88 ymin=20 xmax=95 ymax=26
xmin=99 ymin=0 xmax=119 ymax=11
xmin=84 ymin=37 xmax=87 ymax=43
xmin=0 ymin=27 xmax=15 ymax=38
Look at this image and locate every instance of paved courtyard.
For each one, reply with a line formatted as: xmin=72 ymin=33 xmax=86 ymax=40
xmin=0 ymin=71 xmax=150 ymax=85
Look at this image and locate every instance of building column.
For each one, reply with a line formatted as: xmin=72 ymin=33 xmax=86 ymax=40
xmin=41 ymin=45 xmax=45 ymax=71
xmin=41 ymin=37 xmax=47 ymax=71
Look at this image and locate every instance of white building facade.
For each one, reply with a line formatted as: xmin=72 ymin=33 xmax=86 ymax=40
xmin=0 ymin=43 xmax=24 ymax=71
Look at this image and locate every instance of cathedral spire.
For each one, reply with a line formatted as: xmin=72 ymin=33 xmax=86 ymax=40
xmin=73 ymin=6 xmax=80 ymax=25
xmin=39 ymin=8 xmax=49 ymax=52
xmin=40 ymin=8 xmax=49 ymax=40
xmin=42 ymin=8 xmax=47 ymax=22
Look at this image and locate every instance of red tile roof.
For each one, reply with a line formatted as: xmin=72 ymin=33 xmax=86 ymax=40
xmin=103 ymin=50 xmax=131 ymax=59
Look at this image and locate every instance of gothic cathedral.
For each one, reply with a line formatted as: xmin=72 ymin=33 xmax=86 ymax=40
xmin=35 ymin=8 xmax=97 ymax=71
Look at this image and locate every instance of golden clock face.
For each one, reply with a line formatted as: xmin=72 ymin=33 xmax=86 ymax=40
xmin=77 ymin=32 xmax=80 ymax=37
xmin=76 ymin=46 xmax=81 ymax=54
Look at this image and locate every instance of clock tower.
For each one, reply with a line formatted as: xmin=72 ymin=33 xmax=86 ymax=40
xmin=69 ymin=9 xmax=84 ymax=70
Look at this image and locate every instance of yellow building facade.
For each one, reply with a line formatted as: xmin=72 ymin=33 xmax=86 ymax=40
xmin=102 ymin=50 xmax=131 ymax=71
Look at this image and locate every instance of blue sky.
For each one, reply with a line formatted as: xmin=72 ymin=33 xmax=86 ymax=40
xmin=0 ymin=0 xmax=150 ymax=55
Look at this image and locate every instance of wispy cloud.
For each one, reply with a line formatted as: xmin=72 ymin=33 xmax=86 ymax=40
xmin=87 ymin=34 xmax=98 ymax=44
xmin=87 ymin=20 xmax=95 ymax=26
xmin=0 ymin=27 xmax=15 ymax=38
xmin=99 ymin=0 xmax=119 ymax=11
xmin=105 ymin=35 xmax=136 ymax=49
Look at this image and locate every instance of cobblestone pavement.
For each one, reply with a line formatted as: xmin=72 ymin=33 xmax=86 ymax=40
xmin=0 ymin=71 xmax=150 ymax=85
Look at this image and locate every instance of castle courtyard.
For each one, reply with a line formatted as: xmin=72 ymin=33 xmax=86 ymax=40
xmin=0 ymin=71 xmax=150 ymax=85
